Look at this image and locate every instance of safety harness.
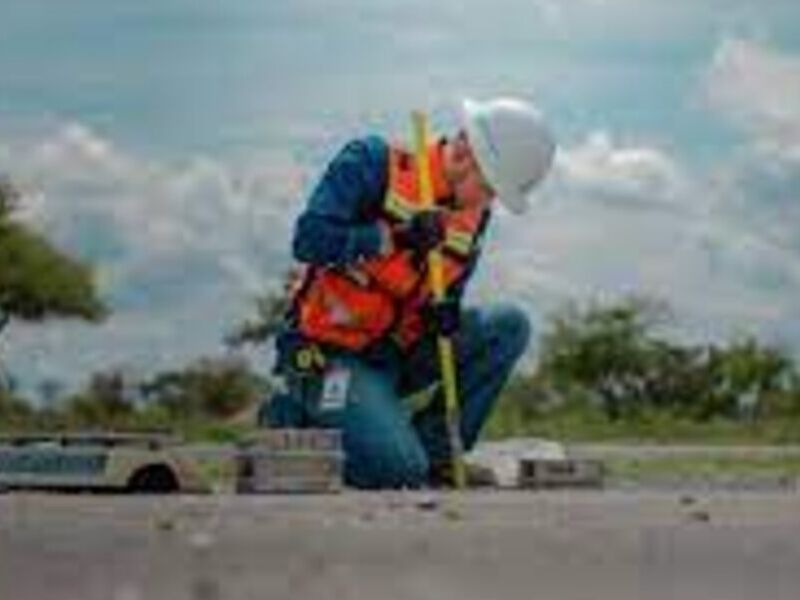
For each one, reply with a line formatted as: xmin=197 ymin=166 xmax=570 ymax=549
xmin=290 ymin=142 xmax=489 ymax=355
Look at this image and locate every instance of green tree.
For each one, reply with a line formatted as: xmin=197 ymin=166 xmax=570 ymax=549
xmin=535 ymin=294 xmax=800 ymax=425
xmin=538 ymin=295 xmax=670 ymax=419
xmin=64 ymin=369 xmax=136 ymax=428
xmin=141 ymin=357 xmax=267 ymax=421
xmin=0 ymin=177 xmax=108 ymax=337
xmin=632 ymin=341 xmax=711 ymax=416
xmin=0 ymin=386 xmax=34 ymax=429
xmin=701 ymin=338 xmax=795 ymax=420
xmin=226 ymin=268 xmax=303 ymax=349
xmin=226 ymin=290 xmax=290 ymax=348
xmin=0 ymin=177 xmax=18 ymax=217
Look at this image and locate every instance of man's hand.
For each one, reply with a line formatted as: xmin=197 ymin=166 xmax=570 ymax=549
xmin=393 ymin=210 xmax=445 ymax=257
xmin=423 ymin=297 xmax=461 ymax=337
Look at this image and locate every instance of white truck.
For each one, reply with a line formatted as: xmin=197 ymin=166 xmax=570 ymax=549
xmin=0 ymin=432 xmax=208 ymax=493
xmin=0 ymin=429 xmax=344 ymax=494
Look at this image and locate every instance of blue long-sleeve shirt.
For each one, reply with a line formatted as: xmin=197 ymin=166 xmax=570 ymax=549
xmin=293 ymin=136 xmax=390 ymax=266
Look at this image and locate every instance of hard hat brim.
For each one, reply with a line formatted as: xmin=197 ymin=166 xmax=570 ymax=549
xmin=461 ymin=98 xmax=529 ymax=215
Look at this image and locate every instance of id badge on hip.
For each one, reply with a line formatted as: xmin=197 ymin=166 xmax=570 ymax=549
xmin=319 ymin=366 xmax=351 ymax=412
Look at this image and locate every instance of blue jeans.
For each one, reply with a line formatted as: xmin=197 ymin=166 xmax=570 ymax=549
xmin=262 ymin=303 xmax=530 ymax=489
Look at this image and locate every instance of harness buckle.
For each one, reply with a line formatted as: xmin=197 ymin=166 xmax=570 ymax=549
xmin=294 ymin=343 xmax=327 ymax=373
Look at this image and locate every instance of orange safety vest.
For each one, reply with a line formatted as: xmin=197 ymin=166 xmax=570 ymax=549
xmin=292 ymin=142 xmax=487 ymax=352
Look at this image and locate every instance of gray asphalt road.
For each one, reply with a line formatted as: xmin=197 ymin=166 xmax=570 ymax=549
xmin=1 ymin=490 xmax=799 ymax=600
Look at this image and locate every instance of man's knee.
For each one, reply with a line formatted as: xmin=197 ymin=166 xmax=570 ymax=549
xmin=344 ymin=437 xmax=429 ymax=489
xmin=486 ymin=303 xmax=531 ymax=359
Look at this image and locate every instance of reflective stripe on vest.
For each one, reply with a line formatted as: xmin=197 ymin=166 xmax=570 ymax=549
xmin=294 ymin=143 xmax=485 ymax=351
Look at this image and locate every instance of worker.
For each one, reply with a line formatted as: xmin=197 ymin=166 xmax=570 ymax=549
xmin=261 ymin=97 xmax=555 ymax=488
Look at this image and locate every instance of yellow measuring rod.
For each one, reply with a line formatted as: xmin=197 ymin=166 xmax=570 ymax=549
xmin=411 ymin=110 xmax=466 ymax=490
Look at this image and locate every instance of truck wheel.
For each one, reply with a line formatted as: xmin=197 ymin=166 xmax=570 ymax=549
xmin=127 ymin=464 xmax=179 ymax=493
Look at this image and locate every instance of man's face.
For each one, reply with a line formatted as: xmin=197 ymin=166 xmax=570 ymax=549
xmin=444 ymin=130 xmax=495 ymax=211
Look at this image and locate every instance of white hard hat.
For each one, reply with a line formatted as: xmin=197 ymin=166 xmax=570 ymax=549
xmin=461 ymin=97 xmax=555 ymax=214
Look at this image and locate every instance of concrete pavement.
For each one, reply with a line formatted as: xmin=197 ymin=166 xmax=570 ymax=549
xmin=1 ymin=490 xmax=799 ymax=600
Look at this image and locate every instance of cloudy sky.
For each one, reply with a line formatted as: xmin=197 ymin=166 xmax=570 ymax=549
xmin=1 ymin=0 xmax=800 ymax=395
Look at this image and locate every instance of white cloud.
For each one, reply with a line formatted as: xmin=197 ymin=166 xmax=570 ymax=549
xmin=1 ymin=123 xmax=303 ymax=391
xmin=5 ymin=50 xmax=800 ymax=394
xmin=704 ymin=38 xmax=800 ymax=167
xmin=26 ymin=122 xmax=137 ymax=187
xmin=698 ymin=39 xmax=800 ymax=305
xmin=470 ymin=40 xmax=800 ymax=350
xmin=553 ymin=131 xmax=688 ymax=208
xmin=7 ymin=123 xmax=300 ymax=275
xmin=472 ymin=124 xmax=800 ymax=356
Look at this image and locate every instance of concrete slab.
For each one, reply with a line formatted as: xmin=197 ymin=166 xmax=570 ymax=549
xmin=467 ymin=438 xmax=567 ymax=487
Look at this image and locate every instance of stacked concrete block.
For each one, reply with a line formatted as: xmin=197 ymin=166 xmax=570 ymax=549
xmin=236 ymin=429 xmax=343 ymax=494
xmin=517 ymin=458 xmax=605 ymax=490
